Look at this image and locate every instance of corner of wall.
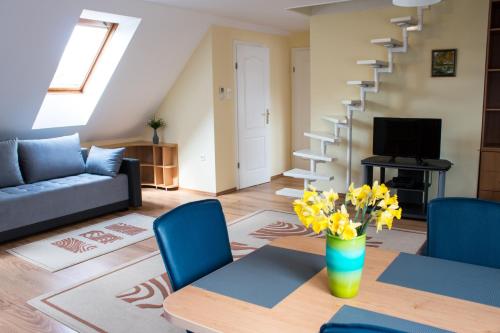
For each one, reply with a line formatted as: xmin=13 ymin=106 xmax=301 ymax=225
xmin=153 ymin=29 xmax=217 ymax=193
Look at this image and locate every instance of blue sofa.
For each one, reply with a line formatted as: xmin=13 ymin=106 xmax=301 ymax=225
xmin=0 ymin=135 xmax=142 ymax=243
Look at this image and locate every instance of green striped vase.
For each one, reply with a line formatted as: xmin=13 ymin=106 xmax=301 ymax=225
xmin=325 ymin=232 xmax=366 ymax=298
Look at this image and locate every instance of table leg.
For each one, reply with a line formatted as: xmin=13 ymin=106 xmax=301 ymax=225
xmin=380 ymin=167 xmax=386 ymax=183
xmin=364 ymin=165 xmax=373 ymax=186
xmin=437 ymin=171 xmax=446 ymax=198
xmin=424 ymin=171 xmax=430 ymax=212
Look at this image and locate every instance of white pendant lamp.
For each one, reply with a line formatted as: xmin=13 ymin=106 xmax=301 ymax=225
xmin=393 ymin=0 xmax=441 ymax=7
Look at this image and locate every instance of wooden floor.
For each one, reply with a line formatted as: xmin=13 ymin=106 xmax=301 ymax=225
xmin=0 ymin=177 xmax=426 ymax=333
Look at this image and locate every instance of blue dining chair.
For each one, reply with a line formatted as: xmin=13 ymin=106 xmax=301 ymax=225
xmin=427 ymin=197 xmax=500 ymax=269
xmin=320 ymin=323 xmax=405 ymax=333
xmin=153 ymin=199 xmax=233 ymax=291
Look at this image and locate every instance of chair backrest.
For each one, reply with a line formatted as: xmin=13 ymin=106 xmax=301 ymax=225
xmin=427 ymin=197 xmax=500 ymax=269
xmin=320 ymin=323 xmax=405 ymax=333
xmin=153 ymin=199 xmax=233 ymax=291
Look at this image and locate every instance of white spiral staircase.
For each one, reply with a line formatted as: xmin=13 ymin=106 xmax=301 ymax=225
xmin=277 ymin=6 xmax=431 ymax=198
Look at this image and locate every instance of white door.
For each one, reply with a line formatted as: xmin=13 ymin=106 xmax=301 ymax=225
xmin=292 ymin=48 xmax=311 ymax=169
xmin=235 ymin=43 xmax=270 ymax=189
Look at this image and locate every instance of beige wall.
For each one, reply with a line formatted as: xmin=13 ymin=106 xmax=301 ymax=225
xmin=155 ymin=31 xmax=217 ymax=193
xmin=152 ymin=26 xmax=295 ymax=193
xmin=311 ymin=0 xmax=488 ymax=197
xmin=211 ymin=26 xmax=293 ymax=192
xmin=289 ymin=31 xmax=310 ymax=48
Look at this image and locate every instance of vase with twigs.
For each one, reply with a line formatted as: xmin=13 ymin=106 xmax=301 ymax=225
xmin=148 ymin=116 xmax=166 ymax=145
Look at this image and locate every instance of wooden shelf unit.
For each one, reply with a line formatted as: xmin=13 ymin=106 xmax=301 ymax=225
xmin=479 ymin=0 xmax=500 ymax=201
xmin=109 ymin=141 xmax=178 ymax=191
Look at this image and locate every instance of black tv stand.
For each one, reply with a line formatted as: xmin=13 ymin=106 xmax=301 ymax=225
xmin=416 ymin=158 xmax=426 ymax=166
xmin=361 ymin=156 xmax=453 ymax=220
xmin=390 ymin=156 xmax=427 ymax=166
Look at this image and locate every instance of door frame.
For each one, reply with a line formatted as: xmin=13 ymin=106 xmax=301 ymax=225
xmin=291 ymin=47 xmax=311 ymax=169
xmin=233 ymin=40 xmax=271 ymax=190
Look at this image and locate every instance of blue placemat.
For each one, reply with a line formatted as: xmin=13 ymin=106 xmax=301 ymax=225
xmin=378 ymin=253 xmax=500 ymax=307
xmin=330 ymin=305 xmax=453 ymax=333
xmin=192 ymin=245 xmax=325 ymax=308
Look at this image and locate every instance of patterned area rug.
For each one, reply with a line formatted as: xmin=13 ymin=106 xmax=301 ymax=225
xmin=7 ymin=213 xmax=155 ymax=272
xmin=29 ymin=210 xmax=426 ymax=333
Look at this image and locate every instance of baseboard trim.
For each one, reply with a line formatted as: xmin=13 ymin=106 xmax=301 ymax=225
xmin=216 ymin=187 xmax=237 ymax=196
xmin=271 ymin=173 xmax=284 ymax=180
xmin=179 ymin=187 xmax=237 ymax=197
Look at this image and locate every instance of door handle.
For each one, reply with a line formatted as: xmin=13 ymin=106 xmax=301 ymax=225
xmin=261 ymin=109 xmax=270 ymax=124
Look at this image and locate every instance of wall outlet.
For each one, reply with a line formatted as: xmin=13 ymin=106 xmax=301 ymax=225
xmin=218 ymin=87 xmax=232 ymax=100
xmin=200 ymin=154 xmax=206 ymax=162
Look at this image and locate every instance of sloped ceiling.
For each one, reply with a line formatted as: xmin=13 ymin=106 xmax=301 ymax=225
xmin=0 ymin=0 xmax=288 ymax=142
xmin=145 ymin=0 xmax=320 ymax=31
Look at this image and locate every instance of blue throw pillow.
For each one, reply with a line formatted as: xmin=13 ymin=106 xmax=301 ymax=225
xmin=85 ymin=146 xmax=125 ymax=177
xmin=18 ymin=133 xmax=86 ymax=183
xmin=0 ymin=139 xmax=25 ymax=188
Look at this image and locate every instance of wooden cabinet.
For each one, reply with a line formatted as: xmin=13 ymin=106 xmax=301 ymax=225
xmin=106 ymin=141 xmax=179 ymax=190
xmin=479 ymin=1 xmax=500 ymax=201
xmin=479 ymin=151 xmax=500 ymax=200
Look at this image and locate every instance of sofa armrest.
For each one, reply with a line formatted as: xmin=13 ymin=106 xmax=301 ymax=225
xmin=120 ymin=158 xmax=142 ymax=208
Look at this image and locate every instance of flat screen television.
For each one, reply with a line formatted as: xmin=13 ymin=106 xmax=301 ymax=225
xmin=373 ymin=117 xmax=442 ymax=161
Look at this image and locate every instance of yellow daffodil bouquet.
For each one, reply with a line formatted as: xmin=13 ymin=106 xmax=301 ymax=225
xmin=293 ymin=182 xmax=402 ymax=240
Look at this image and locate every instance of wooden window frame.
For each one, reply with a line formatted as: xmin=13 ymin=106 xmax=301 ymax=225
xmin=48 ymin=19 xmax=118 ymax=94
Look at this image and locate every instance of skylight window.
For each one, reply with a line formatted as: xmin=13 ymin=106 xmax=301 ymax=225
xmin=48 ymin=19 xmax=117 ymax=93
xmin=33 ymin=10 xmax=141 ymax=129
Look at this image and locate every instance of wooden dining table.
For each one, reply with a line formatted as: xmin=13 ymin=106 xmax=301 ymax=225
xmin=163 ymin=236 xmax=500 ymax=333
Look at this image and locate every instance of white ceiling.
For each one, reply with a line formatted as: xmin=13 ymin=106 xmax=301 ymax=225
xmin=144 ymin=0 xmax=351 ymax=32
xmin=2 ymin=0 xmax=296 ymax=142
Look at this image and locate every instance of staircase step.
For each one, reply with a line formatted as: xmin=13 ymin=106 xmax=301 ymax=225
xmin=371 ymin=38 xmax=403 ymax=48
xmin=304 ymin=131 xmax=339 ymax=143
xmin=341 ymin=99 xmax=362 ymax=107
xmin=275 ymin=188 xmax=303 ymax=198
xmin=390 ymin=16 xmax=417 ymax=27
xmin=293 ymin=149 xmax=336 ymax=162
xmin=322 ymin=115 xmax=349 ymax=126
xmin=357 ymin=60 xmax=389 ymax=68
xmin=347 ymin=80 xmax=375 ymax=88
xmin=283 ymin=168 xmax=334 ymax=181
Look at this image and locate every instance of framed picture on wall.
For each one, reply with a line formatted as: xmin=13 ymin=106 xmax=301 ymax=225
xmin=431 ymin=49 xmax=457 ymax=77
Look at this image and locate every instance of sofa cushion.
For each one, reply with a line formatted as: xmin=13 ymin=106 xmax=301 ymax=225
xmin=18 ymin=134 xmax=85 ymax=183
xmin=0 ymin=139 xmax=24 ymax=188
xmin=0 ymin=173 xmax=129 ymax=233
xmin=86 ymin=146 xmax=125 ymax=177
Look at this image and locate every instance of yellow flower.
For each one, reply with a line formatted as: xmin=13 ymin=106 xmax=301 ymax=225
xmin=312 ymin=214 xmax=329 ymax=234
xmin=375 ymin=205 xmax=402 ymax=231
xmin=370 ymin=181 xmax=389 ymax=205
xmin=293 ymin=199 xmax=305 ymax=214
xmin=294 ymin=200 xmax=315 ymax=228
xmin=322 ymin=189 xmax=339 ymax=208
xmin=378 ymin=193 xmax=399 ymax=209
xmin=293 ymin=184 xmax=402 ymax=239
xmin=328 ymin=205 xmax=350 ymax=236
xmin=303 ymin=190 xmax=316 ymax=203
xmin=346 ymin=183 xmax=371 ymax=210
xmin=293 ymin=200 xmax=306 ymax=222
xmin=329 ymin=212 xmax=343 ymax=235
xmin=341 ymin=221 xmax=361 ymax=240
